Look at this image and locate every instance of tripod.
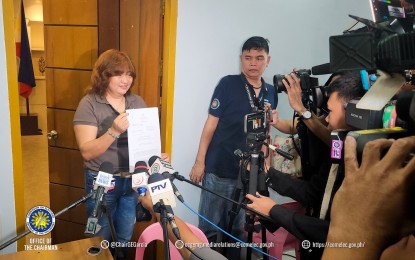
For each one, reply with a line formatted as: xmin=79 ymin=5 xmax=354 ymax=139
xmin=153 ymin=200 xmax=172 ymax=260
xmin=84 ymin=196 xmax=122 ymax=259
xmin=224 ymin=132 xmax=269 ymax=260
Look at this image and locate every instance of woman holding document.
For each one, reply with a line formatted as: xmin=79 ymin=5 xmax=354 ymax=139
xmin=73 ymin=49 xmax=166 ymax=258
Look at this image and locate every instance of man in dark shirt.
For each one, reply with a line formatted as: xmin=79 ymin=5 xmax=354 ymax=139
xmin=189 ymin=36 xmax=277 ymax=258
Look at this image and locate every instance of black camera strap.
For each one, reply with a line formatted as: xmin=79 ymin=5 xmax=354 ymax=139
xmin=244 ymin=84 xmax=263 ymax=111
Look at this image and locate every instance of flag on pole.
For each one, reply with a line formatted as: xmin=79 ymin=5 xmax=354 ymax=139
xmin=15 ymin=1 xmax=36 ymax=98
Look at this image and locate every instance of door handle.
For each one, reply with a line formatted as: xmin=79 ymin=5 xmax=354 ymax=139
xmin=47 ymin=130 xmax=58 ymax=140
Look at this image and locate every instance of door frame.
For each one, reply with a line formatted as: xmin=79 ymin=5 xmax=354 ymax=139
xmin=3 ymin=0 xmax=178 ymax=251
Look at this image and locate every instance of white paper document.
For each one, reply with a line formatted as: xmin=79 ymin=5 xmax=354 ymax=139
xmin=127 ymin=107 xmax=161 ymax=172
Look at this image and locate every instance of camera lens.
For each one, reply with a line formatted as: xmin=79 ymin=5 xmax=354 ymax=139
xmin=273 ymin=74 xmax=287 ymax=93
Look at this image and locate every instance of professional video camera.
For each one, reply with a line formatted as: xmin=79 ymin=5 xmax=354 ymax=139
xmin=326 ymin=0 xmax=415 ymax=161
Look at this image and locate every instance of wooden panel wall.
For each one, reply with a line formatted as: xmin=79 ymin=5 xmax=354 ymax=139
xmin=44 ymin=0 xmax=163 ymax=253
xmin=44 ymin=0 xmax=98 ymax=244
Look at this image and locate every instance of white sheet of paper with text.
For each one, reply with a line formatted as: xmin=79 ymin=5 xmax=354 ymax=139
xmin=126 ymin=107 xmax=161 ymax=172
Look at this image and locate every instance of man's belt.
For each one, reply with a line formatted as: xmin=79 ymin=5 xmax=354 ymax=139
xmin=113 ymin=171 xmax=133 ymax=178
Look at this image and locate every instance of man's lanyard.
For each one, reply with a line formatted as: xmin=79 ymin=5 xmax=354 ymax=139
xmin=244 ymin=84 xmax=263 ymax=111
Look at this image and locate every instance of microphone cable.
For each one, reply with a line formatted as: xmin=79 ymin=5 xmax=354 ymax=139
xmin=181 ymin=201 xmax=280 ymax=260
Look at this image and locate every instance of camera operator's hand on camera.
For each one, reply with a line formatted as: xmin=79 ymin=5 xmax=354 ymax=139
xmin=283 ymin=72 xmax=307 ymax=114
xmin=189 ymin=161 xmax=205 ymax=184
xmin=323 ymin=136 xmax=415 ymax=259
xmin=246 ymin=193 xmax=277 ymax=217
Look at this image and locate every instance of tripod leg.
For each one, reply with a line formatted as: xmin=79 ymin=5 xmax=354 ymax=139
xmin=223 ymin=164 xmax=246 ymax=256
xmin=102 ymin=200 xmax=121 ymax=259
xmin=246 ymin=153 xmax=260 ymax=260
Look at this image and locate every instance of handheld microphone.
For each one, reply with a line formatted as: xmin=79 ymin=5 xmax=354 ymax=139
xmin=148 ymin=173 xmax=180 ymax=239
xmin=85 ymin=161 xmax=114 ymax=237
xmin=132 ymin=161 xmax=149 ymax=196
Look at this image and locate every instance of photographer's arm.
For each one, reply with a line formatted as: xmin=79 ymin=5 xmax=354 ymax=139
xmin=246 ymin=193 xmax=329 ymax=242
xmin=302 ymin=114 xmax=331 ymax=146
xmin=283 ymin=73 xmax=331 ymax=147
xmin=270 ymin=109 xmax=298 ymax=135
xmin=267 ymin=166 xmax=329 ymax=208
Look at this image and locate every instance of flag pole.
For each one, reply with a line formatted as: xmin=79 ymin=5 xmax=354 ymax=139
xmin=26 ymin=97 xmax=30 ymax=116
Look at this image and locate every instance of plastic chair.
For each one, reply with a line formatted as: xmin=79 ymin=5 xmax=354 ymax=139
xmin=251 ymin=201 xmax=304 ymax=260
xmin=135 ymin=222 xmax=208 ymax=260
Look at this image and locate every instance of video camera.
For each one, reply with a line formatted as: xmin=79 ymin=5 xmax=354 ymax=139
xmin=273 ymin=69 xmax=318 ymax=93
xmin=327 ymin=0 xmax=415 ymax=161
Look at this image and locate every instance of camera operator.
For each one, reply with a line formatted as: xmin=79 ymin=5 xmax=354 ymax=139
xmin=323 ymin=136 xmax=415 ymax=260
xmin=246 ymin=71 xmax=365 ymax=259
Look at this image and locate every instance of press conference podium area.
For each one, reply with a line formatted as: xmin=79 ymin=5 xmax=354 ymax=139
xmin=0 ymin=237 xmax=113 ymax=260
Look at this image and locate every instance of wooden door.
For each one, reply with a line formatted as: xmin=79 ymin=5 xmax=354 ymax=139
xmin=43 ymin=0 xmax=163 ymax=245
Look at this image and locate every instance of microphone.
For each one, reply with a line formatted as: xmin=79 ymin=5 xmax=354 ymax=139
xmin=85 ymin=161 xmax=114 ymax=237
xmin=149 ymin=156 xmax=185 ymax=202
xmin=263 ymin=142 xmax=294 ymax=160
xmin=148 ymin=155 xmax=177 ymax=176
xmin=147 ymin=173 xmax=177 ymax=208
xmin=311 ymin=62 xmax=331 ymax=75
xmin=148 ymin=173 xmax=180 ymax=239
xmin=131 ymin=161 xmax=149 ymax=196
xmin=161 ymin=172 xmax=184 ymax=203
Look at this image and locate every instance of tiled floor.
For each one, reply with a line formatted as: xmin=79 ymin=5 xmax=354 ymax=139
xmin=21 ymin=134 xmax=51 ymax=244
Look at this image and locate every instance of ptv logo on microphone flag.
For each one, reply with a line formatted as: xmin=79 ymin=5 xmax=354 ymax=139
xmin=148 ymin=179 xmax=176 ymax=207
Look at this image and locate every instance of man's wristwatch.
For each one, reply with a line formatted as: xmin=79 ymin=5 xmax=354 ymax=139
xmin=300 ymin=110 xmax=312 ymax=119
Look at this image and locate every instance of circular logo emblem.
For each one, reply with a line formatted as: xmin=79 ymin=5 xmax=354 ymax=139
xmin=151 ymin=164 xmax=160 ymax=174
xmin=100 ymin=240 xmax=109 ymax=249
xmin=301 ymin=240 xmax=311 ymax=249
xmin=210 ymin=98 xmax=220 ymax=109
xmin=26 ymin=206 xmax=55 ymax=235
xmin=133 ymin=175 xmax=145 ymax=186
xmin=175 ymin=240 xmax=184 ymax=249
xmin=333 ymin=140 xmax=342 ymax=149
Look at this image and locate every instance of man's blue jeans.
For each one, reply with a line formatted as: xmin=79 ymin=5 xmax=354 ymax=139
xmin=198 ymin=172 xmax=246 ymax=246
xmin=85 ymin=169 xmax=137 ymax=245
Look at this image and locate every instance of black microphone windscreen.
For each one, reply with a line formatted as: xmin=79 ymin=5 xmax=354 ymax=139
xmin=311 ymin=63 xmax=331 ymax=75
xmin=148 ymin=173 xmax=165 ymax=184
xmin=148 ymin=155 xmax=161 ymax=167
xmin=99 ymin=161 xmax=113 ymax=173
xmin=161 ymin=171 xmax=175 ymax=181
xmin=134 ymin=161 xmax=148 ymax=174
